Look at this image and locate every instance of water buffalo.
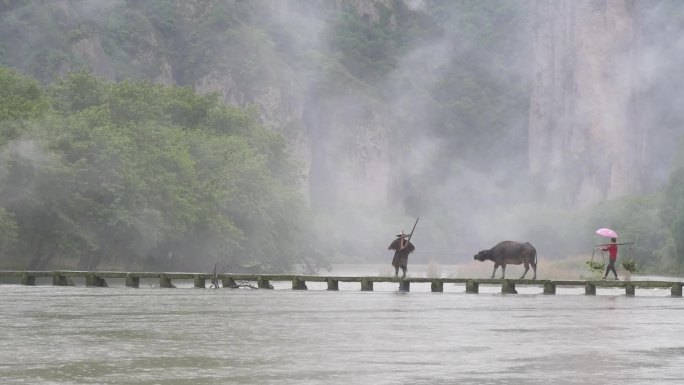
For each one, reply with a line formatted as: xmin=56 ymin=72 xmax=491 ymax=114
xmin=474 ymin=241 xmax=537 ymax=279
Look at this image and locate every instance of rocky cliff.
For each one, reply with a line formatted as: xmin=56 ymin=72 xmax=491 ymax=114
xmin=186 ymin=0 xmax=399 ymax=212
xmin=1 ymin=0 xmax=668 ymax=215
xmin=529 ymin=0 xmax=646 ymax=207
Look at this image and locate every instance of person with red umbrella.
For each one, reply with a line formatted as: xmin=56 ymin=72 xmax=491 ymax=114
xmin=601 ymin=236 xmax=619 ymax=280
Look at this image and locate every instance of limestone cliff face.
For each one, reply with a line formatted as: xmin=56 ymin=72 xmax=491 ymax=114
xmin=70 ymin=37 xmax=116 ymax=80
xmin=302 ymin=91 xmax=391 ymax=210
xmin=57 ymin=1 xmax=174 ymax=85
xmin=530 ymin=0 xmax=644 ymax=207
xmin=302 ymin=1 xmax=398 ymax=210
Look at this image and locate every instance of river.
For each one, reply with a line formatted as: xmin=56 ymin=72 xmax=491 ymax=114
xmin=1 ymin=265 xmax=683 ymax=384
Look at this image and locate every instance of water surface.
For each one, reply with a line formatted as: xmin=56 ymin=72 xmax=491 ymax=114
xmin=1 ymin=272 xmax=683 ymax=384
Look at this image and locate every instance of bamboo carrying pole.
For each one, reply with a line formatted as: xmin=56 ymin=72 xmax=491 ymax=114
xmin=594 ymin=242 xmax=635 ymax=247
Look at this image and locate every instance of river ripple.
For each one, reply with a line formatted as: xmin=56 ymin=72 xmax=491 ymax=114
xmin=1 ymin=279 xmax=683 ymax=384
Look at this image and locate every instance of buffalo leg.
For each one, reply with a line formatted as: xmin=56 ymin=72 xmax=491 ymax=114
xmin=501 ymin=264 xmax=506 ymax=279
xmin=520 ymin=262 xmax=529 ymax=279
xmin=531 ymin=260 xmax=537 ymax=279
xmin=491 ymin=263 xmax=499 ymax=279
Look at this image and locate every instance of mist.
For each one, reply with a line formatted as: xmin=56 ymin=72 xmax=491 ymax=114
xmin=295 ymin=1 xmax=539 ymax=264
xmin=283 ymin=0 xmax=684 ymax=267
xmin=1 ymin=0 xmax=683 ymax=273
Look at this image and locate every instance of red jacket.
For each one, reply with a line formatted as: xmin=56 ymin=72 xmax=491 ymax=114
xmin=602 ymin=244 xmax=618 ymax=261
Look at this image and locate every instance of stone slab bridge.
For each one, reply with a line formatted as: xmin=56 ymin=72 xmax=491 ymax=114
xmin=1 ymin=270 xmax=683 ymax=297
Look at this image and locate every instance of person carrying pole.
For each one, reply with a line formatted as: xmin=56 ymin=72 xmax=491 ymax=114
xmin=601 ymin=237 xmax=619 ymax=280
xmin=388 ymin=218 xmax=418 ymax=278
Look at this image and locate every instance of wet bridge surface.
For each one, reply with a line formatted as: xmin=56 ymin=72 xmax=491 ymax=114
xmin=1 ymin=270 xmax=682 ymax=296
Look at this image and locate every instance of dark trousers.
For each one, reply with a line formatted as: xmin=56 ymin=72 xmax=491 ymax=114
xmin=604 ymin=259 xmax=618 ymax=278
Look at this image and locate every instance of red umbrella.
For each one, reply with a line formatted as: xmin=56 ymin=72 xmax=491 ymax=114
xmin=596 ymin=228 xmax=618 ymax=238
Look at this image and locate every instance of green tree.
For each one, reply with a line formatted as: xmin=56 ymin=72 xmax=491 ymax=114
xmin=49 ymin=70 xmax=108 ymax=115
xmin=0 ymin=66 xmax=47 ymax=121
xmin=0 ymin=70 xmax=322 ymax=272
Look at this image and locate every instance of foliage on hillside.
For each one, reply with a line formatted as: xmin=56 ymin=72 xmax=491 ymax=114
xmin=1 ymin=1 xmax=684 ymax=274
xmin=0 ymin=68 xmax=327 ymax=272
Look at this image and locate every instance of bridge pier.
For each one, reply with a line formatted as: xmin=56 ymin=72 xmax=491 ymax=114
xmin=625 ymin=283 xmax=635 ymax=296
xmin=85 ymin=273 xmax=107 ymax=287
xmin=671 ymin=283 xmax=683 ymax=297
xmin=193 ymin=275 xmax=205 ymax=288
xmin=501 ymin=280 xmax=517 ymax=294
xmin=222 ymin=276 xmax=237 ymax=288
xmin=465 ymin=280 xmax=479 ymax=294
xmin=257 ymin=276 xmax=273 ymax=289
xmin=431 ymin=280 xmax=443 ymax=292
xmin=399 ymin=280 xmax=410 ymax=292
xmin=52 ymin=273 xmax=73 ymax=286
xmin=292 ymin=277 xmax=308 ymax=290
xmin=361 ymin=278 xmax=373 ymax=291
xmin=327 ymin=278 xmax=339 ymax=291
xmin=20 ymin=272 xmax=35 ymax=286
xmin=585 ymin=282 xmax=596 ymax=295
xmin=543 ymin=281 xmax=556 ymax=295
xmin=125 ymin=274 xmax=139 ymax=288
xmin=160 ymin=274 xmax=175 ymax=288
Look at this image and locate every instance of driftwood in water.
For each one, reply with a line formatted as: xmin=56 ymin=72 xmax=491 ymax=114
xmin=209 ymin=263 xmax=259 ymax=289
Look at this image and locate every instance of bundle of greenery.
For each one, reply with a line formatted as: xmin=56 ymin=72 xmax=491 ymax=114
xmin=621 ymin=259 xmax=639 ymax=273
xmin=585 ymin=260 xmax=606 ymax=273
